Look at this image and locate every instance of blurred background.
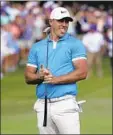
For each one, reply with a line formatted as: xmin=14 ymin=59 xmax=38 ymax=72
xmin=1 ymin=1 xmax=112 ymax=134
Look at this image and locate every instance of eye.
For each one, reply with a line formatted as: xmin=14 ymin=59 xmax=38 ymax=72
xmin=58 ymin=19 xmax=69 ymax=23
xmin=65 ymin=19 xmax=70 ymax=23
xmin=57 ymin=19 xmax=64 ymax=23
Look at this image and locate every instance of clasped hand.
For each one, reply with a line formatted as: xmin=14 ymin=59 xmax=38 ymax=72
xmin=39 ymin=65 xmax=55 ymax=84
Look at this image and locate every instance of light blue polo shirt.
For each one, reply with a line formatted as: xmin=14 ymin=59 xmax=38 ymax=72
xmin=27 ymin=33 xmax=87 ymax=99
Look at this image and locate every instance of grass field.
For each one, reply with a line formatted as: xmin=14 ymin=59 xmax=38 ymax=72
xmin=1 ymin=57 xmax=112 ymax=134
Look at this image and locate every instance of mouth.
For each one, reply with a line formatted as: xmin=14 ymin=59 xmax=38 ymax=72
xmin=60 ymin=27 xmax=67 ymax=33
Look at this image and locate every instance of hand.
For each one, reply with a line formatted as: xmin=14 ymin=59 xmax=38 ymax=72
xmin=42 ymin=68 xmax=55 ymax=84
xmin=43 ymin=71 xmax=58 ymax=84
xmin=44 ymin=74 xmax=53 ymax=83
xmin=39 ymin=65 xmax=58 ymax=84
xmin=39 ymin=65 xmax=49 ymax=80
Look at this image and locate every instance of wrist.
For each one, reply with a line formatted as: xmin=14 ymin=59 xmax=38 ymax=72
xmin=52 ymin=76 xmax=60 ymax=84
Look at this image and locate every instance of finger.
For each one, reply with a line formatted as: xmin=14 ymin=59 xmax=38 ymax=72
xmin=44 ymin=78 xmax=49 ymax=81
xmin=47 ymin=74 xmax=53 ymax=78
xmin=39 ymin=71 xmax=44 ymax=76
xmin=44 ymin=81 xmax=48 ymax=83
xmin=44 ymin=77 xmax=52 ymax=82
xmin=44 ymin=69 xmax=49 ymax=74
xmin=40 ymin=66 xmax=44 ymax=72
xmin=43 ymin=81 xmax=50 ymax=84
xmin=40 ymin=65 xmax=44 ymax=69
xmin=44 ymin=75 xmax=52 ymax=80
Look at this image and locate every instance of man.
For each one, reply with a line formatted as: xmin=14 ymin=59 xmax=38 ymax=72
xmin=105 ymin=27 xmax=112 ymax=72
xmin=82 ymin=23 xmax=105 ymax=78
xmin=24 ymin=7 xmax=88 ymax=134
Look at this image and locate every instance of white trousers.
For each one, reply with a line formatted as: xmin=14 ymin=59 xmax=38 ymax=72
xmin=33 ymin=96 xmax=80 ymax=134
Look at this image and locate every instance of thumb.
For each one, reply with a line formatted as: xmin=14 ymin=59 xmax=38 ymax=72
xmin=40 ymin=64 xmax=44 ymax=69
xmin=44 ymin=68 xmax=50 ymax=75
xmin=40 ymin=65 xmax=45 ymax=71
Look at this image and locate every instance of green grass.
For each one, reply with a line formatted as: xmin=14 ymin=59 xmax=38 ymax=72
xmin=1 ymin=57 xmax=112 ymax=134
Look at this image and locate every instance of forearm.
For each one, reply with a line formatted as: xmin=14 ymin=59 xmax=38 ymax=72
xmin=52 ymin=70 xmax=87 ymax=84
xmin=44 ymin=59 xmax=88 ymax=84
xmin=25 ymin=72 xmax=44 ymax=85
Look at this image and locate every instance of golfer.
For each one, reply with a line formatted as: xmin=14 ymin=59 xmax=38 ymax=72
xmin=24 ymin=7 xmax=88 ymax=134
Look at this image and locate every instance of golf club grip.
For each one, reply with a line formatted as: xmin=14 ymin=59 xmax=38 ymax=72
xmin=43 ymin=95 xmax=47 ymax=126
xmin=43 ymin=39 xmax=49 ymax=127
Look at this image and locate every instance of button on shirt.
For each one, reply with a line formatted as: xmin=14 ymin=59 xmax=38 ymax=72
xmin=27 ymin=33 xmax=87 ymax=99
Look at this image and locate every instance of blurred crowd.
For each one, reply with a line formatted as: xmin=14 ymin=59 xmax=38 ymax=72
xmin=1 ymin=1 xmax=112 ymax=79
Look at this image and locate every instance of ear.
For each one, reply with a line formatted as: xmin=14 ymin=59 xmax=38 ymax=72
xmin=49 ymin=19 xmax=52 ymax=26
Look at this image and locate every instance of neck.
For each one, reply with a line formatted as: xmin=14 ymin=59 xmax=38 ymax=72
xmin=50 ymin=30 xmax=59 ymax=42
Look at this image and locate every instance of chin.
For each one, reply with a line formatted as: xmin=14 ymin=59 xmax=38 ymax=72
xmin=59 ymin=33 xmax=65 ymax=37
xmin=58 ymin=35 xmax=63 ymax=38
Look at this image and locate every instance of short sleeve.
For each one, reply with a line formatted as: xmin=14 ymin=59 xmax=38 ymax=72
xmin=27 ymin=44 xmax=38 ymax=68
xmin=71 ymin=39 xmax=87 ymax=61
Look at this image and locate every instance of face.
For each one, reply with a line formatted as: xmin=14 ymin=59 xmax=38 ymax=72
xmin=49 ymin=18 xmax=70 ymax=39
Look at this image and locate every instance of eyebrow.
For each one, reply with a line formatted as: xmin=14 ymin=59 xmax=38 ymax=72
xmin=57 ymin=18 xmax=70 ymax=22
